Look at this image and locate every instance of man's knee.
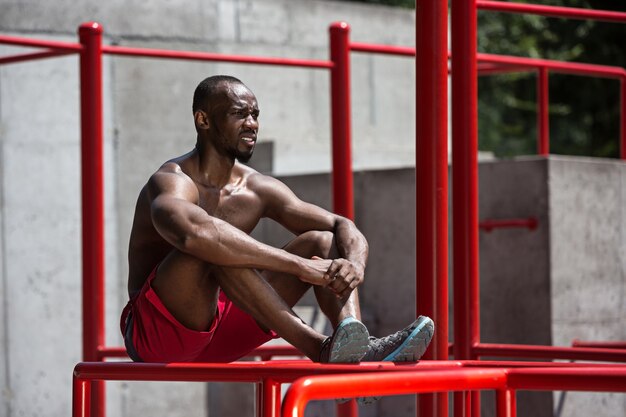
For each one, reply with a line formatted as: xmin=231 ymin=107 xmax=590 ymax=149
xmin=290 ymin=230 xmax=335 ymax=258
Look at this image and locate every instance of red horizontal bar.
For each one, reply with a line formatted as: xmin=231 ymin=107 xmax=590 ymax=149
xmin=101 ymin=45 xmax=333 ymax=69
xmin=474 ymin=342 xmax=626 ymax=362
xmin=0 ymin=34 xmax=83 ymax=52
xmin=477 ymin=1 xmax=626 ymax=24
xmin=477 ymin=63 xmax=534 ymax=76
xmin=350 ymin=42 xmax=416 ymax=57
xmin=0 ymin=49 xmax=76 ymax=65
xmin=282 ymin=366 xmax=626 ymax=417
xmin=97 ymin=344 xmax=303 ymax=361
xmin=285 ymin=368 xmax=507 ymax=406
xmin=573 ymin=340 xmax=626 ymax=349
xmin=507 ymin=366 xmax=626 ymax=392
xmin=479 ymin=217 xmax=538 ymax=232
xmin=350 ymin=41 xmax=625 ymax=81
xmin=73 ymin=360 xmax=464 ymax=383
xmin=478 ymin=52 xmax=626 ymax=79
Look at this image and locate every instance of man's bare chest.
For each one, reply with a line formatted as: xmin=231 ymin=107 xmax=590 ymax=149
xmin=197 ymin=187 xmax=264 ymax=233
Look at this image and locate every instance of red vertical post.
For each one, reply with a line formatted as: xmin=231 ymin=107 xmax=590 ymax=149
xmin=258 ymin=379 xmax=281 ymax=417
xmin=537 ymin=67 xmax=550 ymax=155
xmin=329 ymin=21 xmax=358 ymax=417
xmin=79 ymin=22 xmax=105 ymax=417
xmin=450 ymin=0 xmax=479 ymax=416
xmin=619 ymin=76 xmax=626 ymax=160
xmin=416 ymin=1 xmax=449 ymax=416
xmin=336 ymin=399 xmax=358 ymax=417
xmin=495 ymin=389 xmax=516 ymax=417
xmin=73 ymin=377 xmax=92 ymax=417
xmin=329 ymin=22 xmax=354 ymax=220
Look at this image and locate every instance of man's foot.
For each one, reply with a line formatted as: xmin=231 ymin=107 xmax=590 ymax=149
xmin=362 ymin=315 xmax=434 ymax=362
xmin=341 ymin=316 xmax=434 ymax=405
xmin=319 ymin=317 xmax=369 ymax=363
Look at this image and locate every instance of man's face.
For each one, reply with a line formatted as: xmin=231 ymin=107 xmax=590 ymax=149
xmin=210 ymin=83 xmax=260 ymax=163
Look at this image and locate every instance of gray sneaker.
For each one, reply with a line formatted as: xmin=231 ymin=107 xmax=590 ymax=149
xmin=362 ymin=316 xmax=434 ymax=362
xmin=319 ymin=317 xmax=369 ymax=363
xmin=340 ymin=316 xmax=434 ymax=405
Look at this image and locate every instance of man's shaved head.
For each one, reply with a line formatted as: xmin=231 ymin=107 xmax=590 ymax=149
xmin=192 ymin=75 xmax=244 ymax=113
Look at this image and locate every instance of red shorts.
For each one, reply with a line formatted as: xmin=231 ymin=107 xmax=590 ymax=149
xmin=120 ymin=266 xmax=278 ymax=363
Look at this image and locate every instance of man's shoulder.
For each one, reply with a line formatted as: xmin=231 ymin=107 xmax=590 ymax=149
xmin=147 ymin=161 xmax=197 ymax=196
xmin=237 ymin=163 xmax=281 ymax=190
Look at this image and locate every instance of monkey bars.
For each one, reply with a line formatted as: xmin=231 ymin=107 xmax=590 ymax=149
xmin=2 ymin=2 xmax=626 ymax=417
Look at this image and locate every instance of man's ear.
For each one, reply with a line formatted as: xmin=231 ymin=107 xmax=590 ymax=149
xmin=194 ymin=110 xmax=210 ymax=130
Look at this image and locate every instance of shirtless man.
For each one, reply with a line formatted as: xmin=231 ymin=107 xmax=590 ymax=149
xmin=121 ymin=75 xmax=433 ymax=365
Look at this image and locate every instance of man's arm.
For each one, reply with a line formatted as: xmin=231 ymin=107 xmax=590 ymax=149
xmin=253 ymin=173 xmax=369 ymax=298
xmin=147 ymin=164 xmax=332 ymax=285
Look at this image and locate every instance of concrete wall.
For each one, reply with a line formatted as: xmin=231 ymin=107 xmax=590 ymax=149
xmin=548 ymin=156 xmax=626 ymax=416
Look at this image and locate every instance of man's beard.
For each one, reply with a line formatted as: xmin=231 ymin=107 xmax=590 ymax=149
xmin=236 ymin=151 xmax=253 ymax=163
xmin=231 ymin=146 xmax=254 ymax=163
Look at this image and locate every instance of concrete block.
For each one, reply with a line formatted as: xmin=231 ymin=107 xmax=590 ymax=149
xmin=478 ymin=158 xmax=551 ymax=346
xmin=549 ymin=157 xmax=623 ymax=324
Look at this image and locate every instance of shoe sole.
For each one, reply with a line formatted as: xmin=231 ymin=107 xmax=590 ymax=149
xmin=383 ymin=316 xmax=434 ymax=362
xmin=328 ymin=318 xmax=370 ymax=363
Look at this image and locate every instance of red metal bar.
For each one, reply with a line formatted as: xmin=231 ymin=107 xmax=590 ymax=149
xmin=329 ymin=22 xmax=354 ymax=220
xmin=350 ymin=42 xmax=416 ymax=57
xmin=78 ymin=22 xmax=106 ymax=417
xmin=101 ymin=45 xmax=333 ymax=69
xmin=0 ymin=34 xmax=83 ymax=51
xmin=537 ymin=67 xmax=550 ymax=156
xmin=73 ymin=377 xmax=91 ymax=417
xmin=621 ymin=76 xmax=626 ymax=160
xmin=335 ymin=400 xmax=358 ymax=417
xmin=417 ymin=1 xmax=450 ymax=416
xmin=453 ymin=391 xmax=469 ymax=417
xmin=282 ymin=366 xmax=626 ymax=417
xmin=451 ymin=0 xmax=479 ymax=359
xmin=451 ymin=1 xmax=480 ymax=416
xmin=258 ymin=378 xmax=281 ymax=417
xmin=477 ymin=63 xmax=532 ymax=76
xmin=477 ymin=0 xmax=626 ymax=24
xmin=72 ymin=360 xmax=467 ymax=383
xmin=0 ymin=49 xmax=75 ymax=65
xmin=479 ymin=217 xmax=538 ymax=232
xmin=474 ymin=342 xmax=626 ymax=362
xmin=507 ymin=366 xmax=626 ymax=392
xmin=495 ymin=389 xmax=515 ymax=417
xmin=573 ymin=340 xmax=626 ymax=349
xmin=282 ymin=369 xmax=508 ymax=417
xmin=477 ymin=53 xmax=626 ymax=79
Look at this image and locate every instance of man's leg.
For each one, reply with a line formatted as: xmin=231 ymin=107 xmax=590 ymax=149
xmin=151 ymin=247 xmax=327 ymax=361
xmin=152 ymin=230 xmax=368 ymax=362
xmin=261 ymin=230 xmax=362 ymax=328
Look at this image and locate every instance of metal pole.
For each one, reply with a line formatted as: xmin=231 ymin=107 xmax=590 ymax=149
xmin=329 ymin=22 xmax=354 ymax=220
xmin=537 ymin=67 xmax=550 ymax=155
xmin=257 ymin=378 xmax=281 ymax=417
xmin=329 ymin=22 xmax=358 ymax=417
xmin=450 ymin=0 xmax=479 ymax=415
xmin=416 ymin=0 xmax=449 ymax=416
xmin=619 ymin=76 xmax=626 ymax=160
xmin=78 ymin=21 xmax=105 ymax=417
xmin=73 ymin=377 xmax=92 ymax=417
xmin=495 ymin=389 xmax=516 ymax=417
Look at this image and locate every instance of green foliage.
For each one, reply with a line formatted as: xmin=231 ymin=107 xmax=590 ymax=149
xmin=478 ymin=0 xmax=626 ymax=158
